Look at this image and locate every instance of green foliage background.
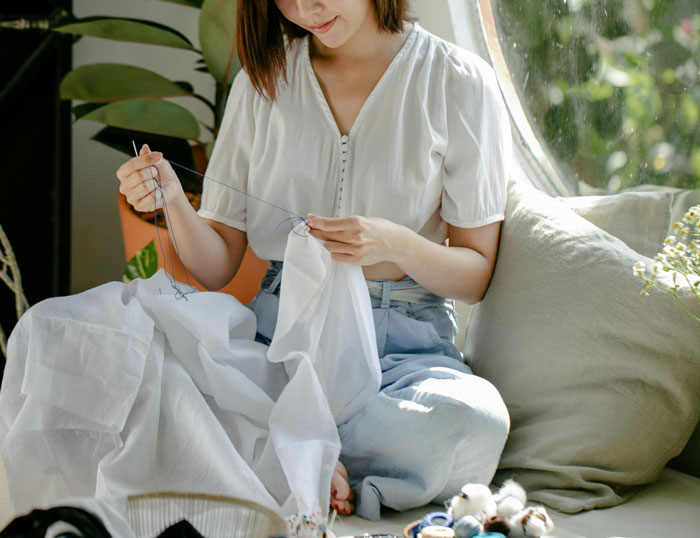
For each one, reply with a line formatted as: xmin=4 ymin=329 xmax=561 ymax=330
xmin=494 ymin=0 xmax=700 ymax=191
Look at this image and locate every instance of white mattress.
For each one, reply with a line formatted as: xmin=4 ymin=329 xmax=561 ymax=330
xmin=333 ymin=468 xmax=700 ymax=538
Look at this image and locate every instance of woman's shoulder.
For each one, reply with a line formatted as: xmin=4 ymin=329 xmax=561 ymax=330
xmin=413 ymin=23 xmax=498 ymax=91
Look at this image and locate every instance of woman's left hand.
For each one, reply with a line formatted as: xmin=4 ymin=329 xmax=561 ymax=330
xmin=306 ymin=214 xmax=404 ymax=266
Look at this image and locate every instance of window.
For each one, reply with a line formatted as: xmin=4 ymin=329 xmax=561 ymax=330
xmin=474 ymin=0 xmax=700 ymax=196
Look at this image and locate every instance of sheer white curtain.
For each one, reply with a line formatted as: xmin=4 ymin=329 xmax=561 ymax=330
xmin=413 ymin=0 xmax=566 ymax=196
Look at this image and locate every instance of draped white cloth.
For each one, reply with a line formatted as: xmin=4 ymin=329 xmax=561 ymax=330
xmin=0 ymin=220 xmax=381 ymax=534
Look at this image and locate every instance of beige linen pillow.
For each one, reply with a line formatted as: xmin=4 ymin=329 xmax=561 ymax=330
xmin=555 ymin=190 xmax=672 ymax=259
xmin=557 ymin=187 xmax=700 ymax=479
xmin=464 ymin=178 xmax=700 ymax=513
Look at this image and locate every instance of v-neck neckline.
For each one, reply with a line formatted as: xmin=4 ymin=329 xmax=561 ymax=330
xmin=303 ymin=21 xmax=419 ymax=140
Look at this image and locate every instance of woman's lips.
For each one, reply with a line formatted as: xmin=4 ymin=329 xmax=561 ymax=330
xmin=309 ymin=16 xmax=336 ymax=33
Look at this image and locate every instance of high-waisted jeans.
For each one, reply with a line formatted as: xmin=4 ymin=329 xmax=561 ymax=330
xmin=247 ymin=260 xmax=510 ymax=521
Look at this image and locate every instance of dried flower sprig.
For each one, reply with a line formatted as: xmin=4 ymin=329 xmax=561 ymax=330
xmin=0 ymin=225 xmax=30 ymax=358
xmin=634 ymin=205 xmax=700 ymax=324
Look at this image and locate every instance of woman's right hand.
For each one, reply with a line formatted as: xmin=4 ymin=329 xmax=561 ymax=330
xmin=115 ymin=143 xmax=185 ymax=212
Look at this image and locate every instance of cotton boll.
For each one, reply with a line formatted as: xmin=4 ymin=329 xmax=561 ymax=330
xmin=493 ymin=479 xmax=527 ymax=519
xmin=495 ymin=495 xmax=525 ymax=519
xmin=453 ymin=515 xmax=482 ymax=538
xmin=508 ymin=505 xmax=555 ymax=538
xmin=448 ymin=484 xmax=494 ymax=521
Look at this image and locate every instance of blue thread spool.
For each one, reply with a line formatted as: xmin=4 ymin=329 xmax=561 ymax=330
xmin=421 ymin=512 xmax=454 ymax=529
xmin=473 ymin=533 xmax=506 ymax=538
xmin=453 ymin=516 xmax=481 ymax=538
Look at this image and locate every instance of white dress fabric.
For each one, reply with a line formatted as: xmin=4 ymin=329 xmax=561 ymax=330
xmin=197 ymin=21 xmax=512 ymax=261
xmin=0 ymin=220 xmax=381 ymax=535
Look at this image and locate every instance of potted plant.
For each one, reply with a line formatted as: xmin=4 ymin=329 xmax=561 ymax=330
xmin=52 ymin=0 xmax=266 ymax=304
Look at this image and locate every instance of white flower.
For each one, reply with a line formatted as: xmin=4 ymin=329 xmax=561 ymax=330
xmin=633 ymin=261 xmax=646 ymax=277
xmin=664 ymin=235 xmax=677 ymax=245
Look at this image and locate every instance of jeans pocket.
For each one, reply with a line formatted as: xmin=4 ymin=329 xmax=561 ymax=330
xmin=413 ymin=304 xmax=457 ymax=339
xmin=384 ymin=309 xmax=446 ymax=354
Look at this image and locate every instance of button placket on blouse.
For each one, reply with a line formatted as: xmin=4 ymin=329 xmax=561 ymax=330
xmin=335 ymin=134 xmax=349 ymax=217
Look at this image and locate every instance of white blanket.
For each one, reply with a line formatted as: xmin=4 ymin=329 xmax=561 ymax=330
xmin=0 ymin=221 xmax=381 ymax=535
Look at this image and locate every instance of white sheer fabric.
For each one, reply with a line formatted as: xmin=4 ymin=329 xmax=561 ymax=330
xmin=0 ymin=220 xmax=380 ymax=535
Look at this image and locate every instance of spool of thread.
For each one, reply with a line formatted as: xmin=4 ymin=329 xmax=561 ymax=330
xmin=453 ymin=515 xmax=481 ymax=538
xmin=472 ymin=533 xmax=506 ymax=538
xmin=421 ymin=512 xmax=454 ymax=529
xmin=417 ymin=526 xmax=455 ymax=538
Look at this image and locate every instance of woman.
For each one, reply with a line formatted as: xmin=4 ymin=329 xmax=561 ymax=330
xmin=116 ymin=0 xmax=511 ymax=521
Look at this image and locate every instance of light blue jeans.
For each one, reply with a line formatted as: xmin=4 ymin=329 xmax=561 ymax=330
xmin=248 ymin=261 xmax=510 ymax=521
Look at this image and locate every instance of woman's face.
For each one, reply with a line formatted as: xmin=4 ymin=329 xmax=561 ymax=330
xmin=274 ymin=0 xmax=374 ymax=48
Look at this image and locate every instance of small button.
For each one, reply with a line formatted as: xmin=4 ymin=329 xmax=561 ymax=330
xmin=341 ymin=135 xmax=348 ymax=142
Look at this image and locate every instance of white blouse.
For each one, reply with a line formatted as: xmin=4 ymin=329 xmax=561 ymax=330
xmin=197 ymin=21 xmax=513 ymax=262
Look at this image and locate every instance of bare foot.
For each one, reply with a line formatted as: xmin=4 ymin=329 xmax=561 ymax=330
xmin=330 ymin=460 xmax=355 ymax=515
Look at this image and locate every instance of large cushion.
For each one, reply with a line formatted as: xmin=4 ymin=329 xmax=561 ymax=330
xmin=555 ymin=187 xmax=700 ymax=479
xmin=463 ymin=178 xmax=700 ymax=513
xmin=555 ymin=190 xmax=672 ymax=259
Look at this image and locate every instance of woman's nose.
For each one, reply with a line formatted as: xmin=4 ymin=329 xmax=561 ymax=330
xmin=293 ymin=0 xmax=324 ymax=20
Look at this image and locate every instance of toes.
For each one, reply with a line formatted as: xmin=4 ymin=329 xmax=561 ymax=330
xmin=330 ymin=499 xmax=354 ymax=515
xmin=331 ymin=469 xmax=352 ymax=502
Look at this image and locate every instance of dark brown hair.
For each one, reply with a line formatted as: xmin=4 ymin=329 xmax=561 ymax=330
xmin=236 ymin=1 xmax=417 ymax=102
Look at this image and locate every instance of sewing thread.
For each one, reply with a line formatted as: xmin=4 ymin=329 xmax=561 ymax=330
xmin=131 ymin=140 xmax=310 ymax=299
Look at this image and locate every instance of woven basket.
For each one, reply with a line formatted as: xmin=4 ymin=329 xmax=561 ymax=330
xmin=125 ymin=491 xmax=288 ymax=538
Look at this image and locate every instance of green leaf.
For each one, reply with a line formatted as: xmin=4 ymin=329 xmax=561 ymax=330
xmin=648 ymin=39 xmax=691 ymax=70
xmin=205 ymin=140 xmax=215 ymax=160
xmin=157 ymin=0 xmax=203 ymax=7
xmin=124 ymin=240 xmax=158 ymax=282
xmin=200 ymin=0 xmax=240 ymax=84
xmin=174 ymin=80 xmax=195 ymax=93
xmin=81 ymin=98 xmax=201 ymax=140
xmin=72 ymin=102 xmax=106 ymax=120
xmin=691 ymin=147 xmax=700 ymax=180
xmin=92 ymin=126 xmax=200 ymax=192
xmin=60 ymin=64 xmax=192 ymax=101
xmin=53 ymin=17 xmax=195 ymax=50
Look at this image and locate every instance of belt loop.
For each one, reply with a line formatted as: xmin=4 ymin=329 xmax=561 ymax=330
xmin=265 ymin=260 xmax=282 ymax=293
xmin=265 ymin=269 xmax=283 ymax=294
xmin=380 ymin=281 xmax=391 ymax=309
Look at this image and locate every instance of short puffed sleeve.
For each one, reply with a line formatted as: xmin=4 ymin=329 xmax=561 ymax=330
xmin=196 ymin=68 xmax=256 ymax=232
xmin=440 ymin=49 xmax=512 ymax=228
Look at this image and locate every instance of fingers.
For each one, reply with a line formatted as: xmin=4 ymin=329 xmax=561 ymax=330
xmin=308 ymin=215 xmax=362 ymax=232
xmin=132 ymin=190 xmax=164 ymax=212
xmin=322 ymin=240 xmax=359 ymax=255
xmin=116 ymin=151 xmax=163 ymax=180
xmin=121 ymin=169 xmax=162 ymax=211
xmin=120 ymin=167 xmax=158 ymax=196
